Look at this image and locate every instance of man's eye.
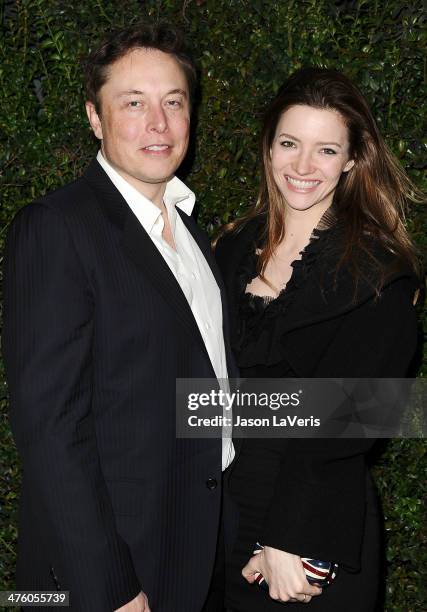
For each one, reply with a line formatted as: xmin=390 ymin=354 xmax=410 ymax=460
xmin=166 ymin=99 xmax=182 ymax=108
xmin=280 ymin=140 xmax=296 ymax=148
xmin=128 ymin=101 xmax=142 ymax=108
xmin=321 ymin=148 xmax=337 ymax=155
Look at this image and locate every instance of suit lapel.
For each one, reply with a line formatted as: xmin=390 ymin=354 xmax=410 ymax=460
xmin=121 ymin=211 xmax=209 ymax=343
xmin=83 ymin=160 xmax=209 ymax=347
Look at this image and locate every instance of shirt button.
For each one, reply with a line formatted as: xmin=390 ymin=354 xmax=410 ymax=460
xmin=191 ymin=272 xmax=197 ymax=279
xmin=205 ymin=322 xmax=211 ymax=330
xmin=206 ymin=477 xmax=218 ymax=490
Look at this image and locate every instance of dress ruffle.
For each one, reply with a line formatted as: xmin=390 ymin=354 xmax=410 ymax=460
xmin=235 ymin=224 xmax=334 ymax=368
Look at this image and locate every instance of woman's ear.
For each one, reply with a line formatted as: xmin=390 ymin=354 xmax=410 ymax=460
xmin=343 ymin=159 xmax=355 ymax=173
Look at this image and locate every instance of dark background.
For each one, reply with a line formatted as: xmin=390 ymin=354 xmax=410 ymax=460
xmin=0 ymin=1 xmax=426 ymax=609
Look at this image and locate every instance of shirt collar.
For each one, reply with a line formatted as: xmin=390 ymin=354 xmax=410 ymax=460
xmin=96 ymin=150 xmax=195 ymax=235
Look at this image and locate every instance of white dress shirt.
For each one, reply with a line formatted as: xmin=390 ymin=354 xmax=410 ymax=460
xmin=97 ymin=151 xmax=234 ymax=470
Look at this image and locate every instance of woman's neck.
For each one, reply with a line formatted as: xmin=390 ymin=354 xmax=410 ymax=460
xmin=281 ymin=201 xmax=332 ymax=251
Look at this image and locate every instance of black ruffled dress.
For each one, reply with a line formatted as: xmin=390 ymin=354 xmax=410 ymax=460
xmin=235 ymin=226 xmax=324 ymax=375
xmin=224 ymin=223 xmax=381 ymax=611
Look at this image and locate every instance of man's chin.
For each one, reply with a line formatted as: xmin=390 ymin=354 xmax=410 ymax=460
xmin=136 ymin=174 xmax=174 ymax=185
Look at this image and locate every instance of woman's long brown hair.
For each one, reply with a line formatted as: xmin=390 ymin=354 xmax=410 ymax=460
xmin=216 ymin=68 xmax=422 ymax=291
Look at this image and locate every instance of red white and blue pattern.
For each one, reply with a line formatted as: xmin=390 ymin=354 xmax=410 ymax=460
xmin=253 ymin=543 xmax=338 ymax=590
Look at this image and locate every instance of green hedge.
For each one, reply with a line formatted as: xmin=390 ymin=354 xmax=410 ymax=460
xmin=1 ymin=1 xmax=426 ymax=610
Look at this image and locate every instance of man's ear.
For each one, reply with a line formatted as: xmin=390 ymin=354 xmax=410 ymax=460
xmin=85 ymin=101 xmax=103 ymax=140
xmin=343 ymin=158 xmax=355 ymax=173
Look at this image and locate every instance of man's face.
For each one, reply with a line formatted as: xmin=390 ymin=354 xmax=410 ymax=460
xmin=86 ymin=48 xmax=190 ymax=198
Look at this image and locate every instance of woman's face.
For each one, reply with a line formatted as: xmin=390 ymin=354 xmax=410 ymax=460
xmin=270 ymin=105 xmax=354 ymax=213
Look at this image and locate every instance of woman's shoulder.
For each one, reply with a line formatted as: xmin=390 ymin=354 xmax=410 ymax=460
xmin=215 ymin=215 xmax=265 ymax=272
xmin=321 ymin=224 xmax=419 ymax=289
xmin=289 ymin=226 xmax=420 ymax=328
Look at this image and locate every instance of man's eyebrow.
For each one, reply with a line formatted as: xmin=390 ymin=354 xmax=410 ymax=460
xmin=166 ymin=88 xmax=188 ymax=97
xmin=277 ymin=132 xmax=343 ymax=147
xmin=117 ymin=90 xmax=144 ymax=97
xmin=117 ymin=88 xmax=188 ymax=98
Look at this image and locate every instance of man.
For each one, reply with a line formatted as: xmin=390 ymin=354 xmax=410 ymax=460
xmin=3 ymin=23 xmax=234 ymax=612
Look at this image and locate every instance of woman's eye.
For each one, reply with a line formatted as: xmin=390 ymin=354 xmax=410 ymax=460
xmin=280 ymin=140 xmax=296 ymax=148
xmin=128 ymin=100 xmax=142 ymax=108
xmin=321 ymin=148 xmax=337 ymax=155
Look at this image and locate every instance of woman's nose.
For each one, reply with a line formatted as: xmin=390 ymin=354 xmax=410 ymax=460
xmin=293 ymin=151 xmax=314 ymax=175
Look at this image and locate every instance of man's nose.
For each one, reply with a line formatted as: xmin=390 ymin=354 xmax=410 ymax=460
xmin=146 ymin=104 xmax=168 ymax=133
xmin=293 ymin=150 xmax=314 ymax=175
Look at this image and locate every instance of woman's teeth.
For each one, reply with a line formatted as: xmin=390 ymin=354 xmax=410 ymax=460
xmin=286 ymin=176 xmax=320 ymax=188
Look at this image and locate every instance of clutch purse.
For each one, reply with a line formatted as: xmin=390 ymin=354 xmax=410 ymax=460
xmin=253 ymin=542 xmax=339 ymax=589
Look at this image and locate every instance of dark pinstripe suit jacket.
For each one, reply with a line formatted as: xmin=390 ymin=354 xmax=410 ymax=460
xmin=3 ymin=160 xmax=235 ymax=611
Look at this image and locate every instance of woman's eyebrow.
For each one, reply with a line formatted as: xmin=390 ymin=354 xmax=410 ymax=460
xmin=277 ymin=132 xmax=343 ymax=148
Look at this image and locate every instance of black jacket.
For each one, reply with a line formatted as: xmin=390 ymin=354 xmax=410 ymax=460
xmin=3 ymin=160 xmax=235 ymax=612
xmin=216 ymin=217 xmax=419 ymax=571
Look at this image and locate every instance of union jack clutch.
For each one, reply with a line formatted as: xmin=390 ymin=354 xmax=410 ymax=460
xmin=253 ymin=542 xmax=339 ymax=590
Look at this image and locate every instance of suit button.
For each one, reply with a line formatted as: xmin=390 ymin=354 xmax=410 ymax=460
xmin=206 ymin=477 xmax=218 ymax=490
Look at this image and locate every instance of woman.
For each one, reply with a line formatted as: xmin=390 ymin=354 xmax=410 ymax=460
xmin=215 ymin=68 xmax=421 ymax=611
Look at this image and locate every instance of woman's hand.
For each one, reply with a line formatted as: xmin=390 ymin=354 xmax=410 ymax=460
xmin=242 ymin=545 xmax=322 ymax=604
xmin=114 ymin=591 xmax=151 ymax=611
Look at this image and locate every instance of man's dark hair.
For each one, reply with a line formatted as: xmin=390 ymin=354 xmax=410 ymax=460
xmin=85 ymin=22 xmax=197 ymax=113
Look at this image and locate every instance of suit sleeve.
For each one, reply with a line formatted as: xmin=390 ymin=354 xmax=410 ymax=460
xmin=260 ymin=277 xmax=419 ymax=570
xmin=3 ymin=203 xmax=141 ymax=610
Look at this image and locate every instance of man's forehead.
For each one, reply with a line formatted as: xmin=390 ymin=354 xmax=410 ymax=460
xmin=104 ymin=48 xmax=188 ymax=88
xmin=112 ymin=47 xmax=184 ymax=73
